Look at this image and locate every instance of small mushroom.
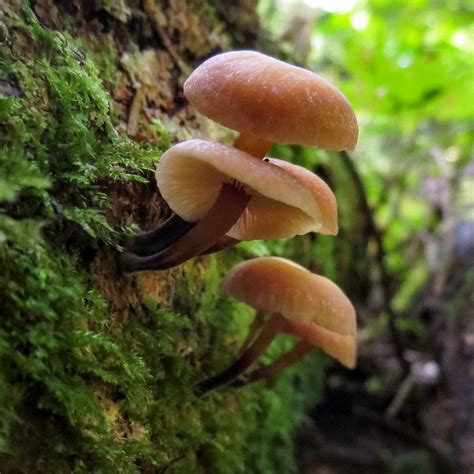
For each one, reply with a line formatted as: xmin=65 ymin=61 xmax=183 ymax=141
xmin=195 ymin=257 xmax=356 ymax=396
xmin=184 ymin=51 xmax=358 ymax=158
xmin=120 ymin=141 xmax=330 ymax=272
xmin=202 ymin=157 xmax=339 ymax=254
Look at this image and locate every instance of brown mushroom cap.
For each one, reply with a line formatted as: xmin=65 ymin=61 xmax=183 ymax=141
xmin=156 ymin=139 xmax=326 ymax=240
xmin=221 ymin=257 xmax=356 ymax=336
xmin=184 ymin=51 xmax=358 ymax=151
xmin=267 ymin=158 xmax=338 ymax=235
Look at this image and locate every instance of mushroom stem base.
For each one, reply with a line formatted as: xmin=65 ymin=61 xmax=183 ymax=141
xmin=195 ymin=314 xmax=286 ymax=397
xmin=120 ymin=184 xmax=250 ymax=273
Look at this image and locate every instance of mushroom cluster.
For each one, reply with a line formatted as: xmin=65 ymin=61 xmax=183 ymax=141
xmin=119 ymin=50 xmax=358 ymax=389
xmin=121 ymin=51 xmax=357 ymax=272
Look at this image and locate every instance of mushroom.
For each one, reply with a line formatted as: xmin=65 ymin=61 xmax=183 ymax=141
xmin=200 ymin=156 xmax=338 ymax=254
xmin=195 ymin=257 xmax=356 ymax=396
xmin=120 ymin=140 xmax=332 ymax=273
xmin=121 ymin=145 xmax=340 ymax=272
xmin=184 ymin=51 xmax=358 ymax=159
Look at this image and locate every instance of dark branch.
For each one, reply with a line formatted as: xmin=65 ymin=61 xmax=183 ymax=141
xmin=338 ymin=150 xmax=410 ymax=375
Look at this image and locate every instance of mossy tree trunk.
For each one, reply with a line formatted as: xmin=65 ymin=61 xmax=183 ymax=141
xmin=0 ymin=1 xmax=326 ymax=473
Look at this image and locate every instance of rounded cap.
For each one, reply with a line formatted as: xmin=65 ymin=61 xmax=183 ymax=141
xmin=184 ymin=51 xmax=358 ymax=151
xmin=221 ymin=257 xmax=356 ymax=336
xmin=156 ymin=140 xmax=326 ymax=240
xmin=267 ymin=158 xmax=338 ymax=235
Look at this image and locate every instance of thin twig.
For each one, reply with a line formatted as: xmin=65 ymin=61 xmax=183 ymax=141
xmin=385 ymin=371 xmax=416 ymax=419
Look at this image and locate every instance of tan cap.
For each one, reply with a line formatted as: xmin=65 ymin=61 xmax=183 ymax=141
xmin=156 ymin=139 xmax=328 ymax=240
xmin=267 ymin=158 xmax=338 ymax=235
xmin=184 ymin=51 xmax=358 ymax=151
xmin=221 ymin=257 xmax=356 ymax=336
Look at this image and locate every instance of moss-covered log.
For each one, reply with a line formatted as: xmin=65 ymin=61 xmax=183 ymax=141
xmin=0 ymin=1 xmax=327 ymax=472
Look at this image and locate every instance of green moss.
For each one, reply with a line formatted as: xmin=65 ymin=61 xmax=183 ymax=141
xmin=0 ymin=4 xmax=327 ymax=473
xmin=78 ymin=34 xmax=120 ymax=87
xmin=0 ymin=6 xmax=161 ymax=244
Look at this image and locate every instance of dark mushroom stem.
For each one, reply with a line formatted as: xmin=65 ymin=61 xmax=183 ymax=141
xmin=200 ymin=235 xmax=240 ymax=255
xmin=120 ymin=183 xmax=250 ymax=273
xmin=234 ymin=131 xmax=272 ymax=159
xmin=230 ymin=340 xmax=313 ymax=388
xmin=126 ymin=214 xmax=196 ymax=256
xmin=195 ymin=314 xmax=286 ymax=397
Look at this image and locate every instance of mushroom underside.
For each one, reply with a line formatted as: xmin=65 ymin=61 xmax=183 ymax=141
xmin=196 ymin=305 xmax=356 ymax=396
xmin=121 ymin=175 xmax=322 ymax=272
xmin=120 ymin=183 xmax=250 ymax=273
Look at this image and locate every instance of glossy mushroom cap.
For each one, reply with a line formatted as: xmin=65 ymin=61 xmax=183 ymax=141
xmin=156 ymin=139 xmax=327 ymax=240
xmin=184 ymin=51 xmax=358 ymax=151
xmin=221 ymin=257 xmax=356 ymax=336
xmin=267 ymin=158 xmax=338 ymax=235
